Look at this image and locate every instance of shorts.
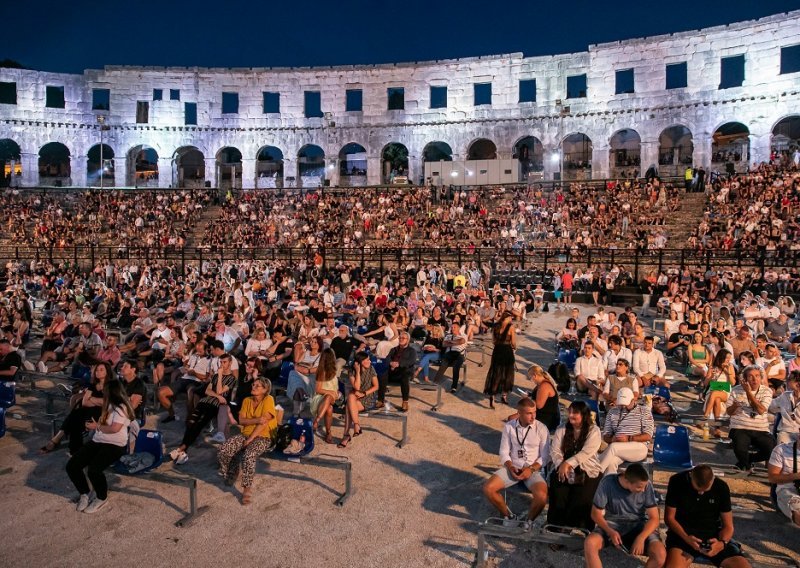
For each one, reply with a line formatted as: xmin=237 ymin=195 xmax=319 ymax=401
xmin=554 ymin=291 xmax=563 ymax=300
xmin=776 ymin=486 xmax=800 ymax=520
xmin=665 ymin=534 xmax=745 ymax=567
xmin=492 ymin=467 xmax=546 ymax=490
xmin=594 ymin=519 xmax=661 ymax=550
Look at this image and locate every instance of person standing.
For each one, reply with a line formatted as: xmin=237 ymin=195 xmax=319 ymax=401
xmin=483 ymin=311 xmax=516 ymax=408
xmin=66 ymin=380 xmax=135 ymax=514
xmin=664 ymin=464 xmax=751 ymax=568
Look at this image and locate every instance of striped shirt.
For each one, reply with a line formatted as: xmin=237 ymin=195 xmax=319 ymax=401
xmin=603 ymin=404 xmax=655 ymax=438
xmin=726 ymin=385 xmax=773 ymax=432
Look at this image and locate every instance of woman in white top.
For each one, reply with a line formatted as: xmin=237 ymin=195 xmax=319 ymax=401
xmin=663 ymin=309 xmax=682 ymax=339
xmin=66 ymin=380 xmax=135 ymax=514
xmin=245 ymin=327 xmax=272 ymax=362
xmin=547 ymin=400 xmax=603 ymax=529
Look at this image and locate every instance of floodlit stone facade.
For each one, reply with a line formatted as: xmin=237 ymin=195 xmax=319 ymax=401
xmin=1 ymin=10 xmax=799 ymax=188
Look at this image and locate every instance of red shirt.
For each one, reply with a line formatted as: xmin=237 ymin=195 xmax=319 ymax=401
xmin=562 ymin=273 xmax=574 ymax=289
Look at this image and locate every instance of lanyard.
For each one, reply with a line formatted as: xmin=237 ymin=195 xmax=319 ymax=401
xmin=515 ymin=424 xmax=531 ymax=447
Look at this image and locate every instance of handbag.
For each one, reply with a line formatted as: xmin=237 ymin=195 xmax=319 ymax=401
xmin=568 ymin=466 xmax=587 ymax=485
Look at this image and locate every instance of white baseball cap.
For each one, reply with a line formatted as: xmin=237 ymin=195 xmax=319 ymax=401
xmin=616 ymin=387 xmax=635 ymax=407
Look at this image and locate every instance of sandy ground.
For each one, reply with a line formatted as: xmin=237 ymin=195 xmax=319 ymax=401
xmin=1 ymin=306 xmax=799 ymax=568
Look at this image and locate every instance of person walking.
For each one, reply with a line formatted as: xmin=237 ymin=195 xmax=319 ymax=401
xmin=483 ymin=311 xmax=516 ymax=408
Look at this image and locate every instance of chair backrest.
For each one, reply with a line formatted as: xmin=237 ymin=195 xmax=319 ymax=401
xmin=653 ymin=424 xmax=692 ymax=470
xmin=0 ymin=381 xmax=16 ymax=409
xmin=644 ymin=385 xmax=671 ymax=401
xmin=276 ymin=361 xmax=294 ymax=388
xmin=134 ymin=429 xmax=164 ymax=468
xmin=371 ymin=356 xmax=389 ymax=377
xmin=0 ymin=407 xmax=5 ymax=438
xmin=583 ymin=399 xmax=602 ymax=425
xmin=557 ymin=348 xmax=578 ymax=372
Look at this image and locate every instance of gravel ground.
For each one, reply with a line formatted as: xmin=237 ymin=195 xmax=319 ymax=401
xmin=1 ymin=306 xmax=798 ymax=568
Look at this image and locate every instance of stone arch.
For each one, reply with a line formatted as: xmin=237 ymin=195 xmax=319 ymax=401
xmin=0 ymin=138 xmax=22 ymax=188
xmin=609 ymin=129 xmax=641 ymax=177
xmin=658 ymin=125 xmax=693 ymax=176
xmin=712 ymin=122 xmax=750 ymax=172
xmin=38 ymin=142 xmax=71 ymax=186
xmin=297 ymin=144 xmax=325 ymax=186
xmin=771 ymin=115 xmax=800 ymax=159
xmin=86 ymin=144 xmax=115 ymax=187
xmin=381 ymin=142 xmax=409 ymax=184
xmin=467 ymin=138 xmax=497 ymax=160
xmin=339 ymin=143 xmax=367 ymax=187
xmin=127 ymin=144 xmax=159 ymax=187
xmin=422 ymin=141 xmax=453 ymax=162
xmin=513 ymin=135 xmax=544 ymax=179
xmin=561 ymin=133 xmax=592 ymax=181
xmin=173 ymin=146 xmax=205 ymax=189
xmin=255 ymin=145 xmax=284 ymax=188
xmin=216 ymin=146 xmax=242 ymax=190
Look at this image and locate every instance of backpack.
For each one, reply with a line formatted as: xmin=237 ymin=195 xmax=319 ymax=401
xmin=274 ymin=423 xmax=293 ymax=452
xmin=548 ymin=361 xmax=571 ymax=393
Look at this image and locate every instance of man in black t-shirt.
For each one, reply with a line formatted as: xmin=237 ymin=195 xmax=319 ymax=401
xmin=666 ymin=322 xmax=692 ymax=364
xmin=330 ymin=325 xmax=363 ymax=378
xmin=0 ymin=339 xmax=22 ymax=379
xmin=120 ymin=360 xmax=147 ymax=422
xmin=664 ymin=465 xmax=751 ymax=568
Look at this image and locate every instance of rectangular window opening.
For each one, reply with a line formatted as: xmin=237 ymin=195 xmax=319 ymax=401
xmin=170 ymin=89 xmax=180 ymax=101
xmin=566 ymin=74 xmax=587 ymax=99
xmin=780 ymin=45 xmax=800 ymax=75
xmin=346 ymin=89 xmax=362 ymax=112
xmin=519 ymin=79 xmax=536 ymax=103
xmin=0 ymin=81 xmax=16 ymax=105
xmin=46 ymin=85 xmax=65 ymax=108
xmin=153 ymin=89 xmax=163 ymax=101
xmin=387 ymin=87 xmax=404 ymax=110
xmin=666 ymin=62 xmax=688 ymax=89
xmin=719 ymin=55 xmax=745 ymax=89
xmin=184 ymin=102 xmax=197 ymax=125
xmin=222 ymin=92 xmax=239 ymax=114
xmin=263 ymin=91 xmax=280 ymax=114
xmin=430 ymin=86 xmax=447 ymax=109
xmin=615 ymin=69 xmax=635 ymax=94
xmin=136 ymin=101 xmax=149 ymax=124
xmin=91 ymin=88 xmax=110 ymax=110
xmin=304 ymin=91 xmax=323 ymax=118
xmin=474 ymin=82 xmax=492 ymax=106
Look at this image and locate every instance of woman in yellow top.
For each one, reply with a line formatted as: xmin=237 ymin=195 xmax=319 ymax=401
xmin=311 ymin=349 xmax=339 ymax=445
xmin=217 ymin=378 xmax=277 ymax=505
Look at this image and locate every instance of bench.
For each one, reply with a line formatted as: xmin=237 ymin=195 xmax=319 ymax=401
xmin=475 ymin=519 xmax=589 ymax=567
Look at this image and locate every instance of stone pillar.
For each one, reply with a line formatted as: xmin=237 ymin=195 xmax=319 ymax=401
xmin=591 ymin=146 xmax=609 ymax=180
xmin=749 ymin=133 xmax=771 ymax=167
xmin=113 ymin=157 xmax=126 ymax=188
xmin=204 ymin=157 xmax=217 ymax=188
xmin=406 ymin=153 xmax=418 ymax=185
xmin=70 ymin=155 xmax=87 ymax=187
xmin=367 ymin=156 xmax=382 ymax=186
xmin=241 ymin=158 xmax=256 ymax=189
xmin=542 ymin=146 xmax=560 ymax=180
xmin=282 ymin=157 xmax=297 ymax=187
xmin=21 ymin=153 xmax=38 ymax=187
xmin=640 ymin=139 xmax=659 ymax=174
xmin=326 ymin=157 xmax=339 ymax=187
xmin=157 ymin=157 xmax=172 ymax=188
xmin=692 ymin=135 xmax=712 ymax=169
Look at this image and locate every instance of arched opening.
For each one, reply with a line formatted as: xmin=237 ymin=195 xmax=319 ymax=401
xmin=127 ymin=145 xmax=159 ymax=187
xmin=256 ymin=145 xmax=284 ymax=188
xmin=87 ymin=144 xmax=115 ymax=187
xmin=561 ymin=133 xmax=592 ymax=181
xmin=382 ymin=142 xmax=409 ymax=184
xmin=0 ymin=139 xmax=22 ymax=188
xmin=658 ymin=125 xmax=693 ymax=177
xmin=339 ymin=143 xmax=367 ymax=187
xmin=422 ymin=141 xmax=453 ymax=185
xmin=38 ymin=142 xmax=71 ymax=186
xmin=173 ymin=146 xmax=205 ymax=189
xmin=771 ymin=116 xmax=800 ymax=165
xmin=712 ymin=122 xmax=749 ymax=173
xmin=216 ymin=147 xmax=242 ymax=190
xmin=297 ymin=144 xmax=325 ymax=187
xmin=609 ymin=129 xmax=641 ymax=178
xmin=513 ymin=136 xmax=544 ymax=180
xmin=467 ymin=138 xmax=497 ymax=160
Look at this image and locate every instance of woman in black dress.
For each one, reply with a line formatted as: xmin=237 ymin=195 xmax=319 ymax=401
xmin=483 ymin=311 xmax=516 ymax=408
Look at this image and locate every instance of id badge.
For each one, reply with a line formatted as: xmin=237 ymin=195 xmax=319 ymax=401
xmin=517 ymin=449 xmax=524 ymax=458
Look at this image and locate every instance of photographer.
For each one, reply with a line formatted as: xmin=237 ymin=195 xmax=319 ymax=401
xmin=664 ymin=464 xmax=751 ymax=567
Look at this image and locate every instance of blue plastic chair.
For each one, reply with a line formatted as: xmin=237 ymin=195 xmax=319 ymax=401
xmin=0 ymin=407 xmax=5 ymax=438
xmin=275 ymin=361 xmax=294 ymax=389
xmin=557 ymin=348 xmax=578 ymax=373
xmin=371 ymin=356 xmax=389 ymax=378
xmin=644 ymin=385 xmax=671 ymax=401
xmin=653 ymin=424 xmax=693 ymax=471
xmin=114 ymin=429 xmax=165 ymax=475
xmin=584 ymin=399 xmax=602 ymax=425
xmin=275 ymin=417 xmax=315 ymax=459
xmin=0 ymin=381 xmax=16 ymax=409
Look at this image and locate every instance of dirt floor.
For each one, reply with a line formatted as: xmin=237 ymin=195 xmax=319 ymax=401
xmin=1 ymin=306 xmax=798 ymax=568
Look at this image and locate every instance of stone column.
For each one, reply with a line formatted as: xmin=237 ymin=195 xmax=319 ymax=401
xmin=542 ymin=146 xmax=560 ymax=180
xmin=406 ymin=153 xmax=418 ymax=185
xmin=282 ymin=157 xmax=297 ymax=187
xmin=204 ymin=157 xmax=217 ymax=188
xmin=692 ymin=134 xmax=712 ymax=169
xmin=748 ymin=133 xmax=771 ymax=167
xmin=21 ymin=152 xmax=38 ymax=187
xmin=70 ymin=155 xmax=87 ymax=187
xmin=241 ymin=158 xmax=256 ymax=189
xmin=367 ymin=156 xmax=382 ymax=186
xmin=157 ymin=157 xmax=172 ymax=188
xmin=326 ymin=157 xmax=340 ymax=187
xmin=591 ymin=146 xmax=609 ymax=180
xmin=113 ymin=157 xmax=126 ymax=188
xmin=640 ymin=139 xmax=659 ymax=174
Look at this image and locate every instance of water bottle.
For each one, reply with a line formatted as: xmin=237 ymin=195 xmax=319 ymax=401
xmin=702 ymin=422 xmax=710 ymax=441
xmin=568 ymin=379 xmax=577 ymax=396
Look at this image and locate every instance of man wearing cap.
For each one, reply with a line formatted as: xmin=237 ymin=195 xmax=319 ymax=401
xmin=598 ymin=387 xmax=655 ymax=474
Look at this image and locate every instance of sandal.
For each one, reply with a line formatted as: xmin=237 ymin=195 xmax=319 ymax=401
xmin=337 ymin=434 xmax=352 ymax=448
xmin=39 ymin=440 xmax=60 ymax=454
xmin=353 ymin=424 xmax=363 ymax=437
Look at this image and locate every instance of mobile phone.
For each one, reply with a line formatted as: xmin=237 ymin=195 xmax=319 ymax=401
xmin=618 ymin=544 xmax=630 ymax=554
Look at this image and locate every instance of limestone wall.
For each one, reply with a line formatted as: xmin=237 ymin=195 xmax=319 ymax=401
xmin=1 ymin=10 xmax=799 ymax=187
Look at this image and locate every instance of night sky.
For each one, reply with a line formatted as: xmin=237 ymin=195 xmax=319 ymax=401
xmin=6 ymin=0 xmax=800 ymax=74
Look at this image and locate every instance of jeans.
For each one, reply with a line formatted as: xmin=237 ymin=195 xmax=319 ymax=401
xmin=433 ymin=351 xmax=466 ymax=390
xmin=181 ymin=401 xmax=220 ymax=449
xmin=418 ymin=351 xmax=440 ymax=380
xmin=66 ymin=440 xmax=126 ymax=500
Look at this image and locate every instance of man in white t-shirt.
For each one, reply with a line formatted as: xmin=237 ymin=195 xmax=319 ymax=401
xmin=575 ymin=342 xmax=605 ymax=395
xmin=767 ymin=441 xmax=800 ymax=527
xmin=756 ymin=343 xmax=787 ymax=394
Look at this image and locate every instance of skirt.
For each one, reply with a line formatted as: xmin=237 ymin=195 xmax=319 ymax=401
xmin=483 ymin=343 xmax=515 ymax=395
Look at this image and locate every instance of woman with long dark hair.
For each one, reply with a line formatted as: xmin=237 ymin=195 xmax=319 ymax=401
xmin=66 ymin=380 xmax=136 ymax=514
xmin=547 ymin=400 xmax=603 ymax=529
xmin=483 ymin=311 xmax=516 ymax=408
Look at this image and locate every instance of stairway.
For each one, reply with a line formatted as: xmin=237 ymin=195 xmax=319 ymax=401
xmin=663 ymin=192 xmax=707 ymax=245
xmin=184 ymin=205 xmax=223 ymax=247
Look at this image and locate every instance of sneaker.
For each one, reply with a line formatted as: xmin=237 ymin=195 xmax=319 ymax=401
xmin=76 ymin=494 xmax=90 ymax=512
xmin=502 ymin=512 xmax=518 ymax=527
xmin=169 ymin=448 xmax=182 ymax=461
xmin=37 ymin=361 xmax=48 ymax=374
xmin=84 ymin=497 xmax=108 ymax=514
xmin=210 ymin=432 xmax=226 ymax=444
xmin=161 ymin=414 xmax=178 ymax=424
xmin=175 ymin=451 xmax=189 ymax=465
